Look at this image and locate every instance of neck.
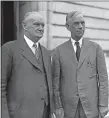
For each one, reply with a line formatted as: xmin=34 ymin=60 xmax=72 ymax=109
xmin=24 ymin=33 xmax=39 ymax=43
xmin=71 ymin=37 xmax=80 ymax=42
xmin=71 ymin=34 xmax=82 ymax=41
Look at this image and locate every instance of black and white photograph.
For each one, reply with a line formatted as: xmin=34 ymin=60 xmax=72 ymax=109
xmin=1 ymin=1 xmax=109 ymax=118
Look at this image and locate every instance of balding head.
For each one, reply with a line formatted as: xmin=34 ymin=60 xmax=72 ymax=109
xmin=22 ymin=11 xmax=45 ymax=43
xmin=23 ymin=11 xmax=44 ymax=24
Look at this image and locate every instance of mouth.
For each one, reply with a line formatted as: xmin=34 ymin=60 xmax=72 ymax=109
xmin=76 ymin=30 xmax=83 ymax=34
xmin=77 ymin=30 xmax=83 ymax=33
xmin=36 ymin=31 xmax=44 ymax=34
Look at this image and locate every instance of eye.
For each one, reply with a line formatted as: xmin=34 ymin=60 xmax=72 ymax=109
xmin=33 ymin=23 xmax=40 ymax=26
xmin=41 ymin=24 xmax=45 ymax=28
xmin=33 ymin=23 xmax=45 ymax=28
xmin=81 ymin=21 xmax=85 ymax=25
xmin=74 ymin=21 xmax=85 ymax=26
xmin=74 ymin=22 xmax=79 ymax=25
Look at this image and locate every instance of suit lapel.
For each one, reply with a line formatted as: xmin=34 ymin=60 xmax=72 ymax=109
xmin=40 ymin=45 xmax=52 ymax=90
xmin=78 ymin=39 xmax=90 ymax=69
xmin=67 ymin=39 xmax=78 ymax=66
xmin=40 ymin=45 xmax=48 ymax=73
xmin=20 ymin=38 xmax=43 ymax=71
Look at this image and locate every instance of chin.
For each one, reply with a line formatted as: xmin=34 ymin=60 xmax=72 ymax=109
xmin=77 ymin=35 xmax=82 ymax=39
xmin=36 ymin=35 xmax=43 ymax=39
xmin=79 ymin=33 xmax=84 ymax=37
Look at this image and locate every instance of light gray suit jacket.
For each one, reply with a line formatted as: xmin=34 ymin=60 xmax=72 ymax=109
xmin=2 ymin=38 xmax=53 ymax=118
xmin=52 ymin=39 xmax=108 ymax=118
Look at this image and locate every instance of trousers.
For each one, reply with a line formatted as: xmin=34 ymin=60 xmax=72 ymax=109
xmin=74 ymin=99 xmax=87 ymax=118
xmin=42 ymin=102 xmax=50 ymax=118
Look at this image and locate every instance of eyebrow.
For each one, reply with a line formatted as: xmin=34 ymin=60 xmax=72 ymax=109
xmin=33 ymin=21 xmax=44 ymax=24
xmin=72 ymin=20 xmax=85 ymax=23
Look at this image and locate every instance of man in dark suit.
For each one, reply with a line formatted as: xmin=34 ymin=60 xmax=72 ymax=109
xmin=2 ymin=11 xmax=53 ymax=118
xmin=52 ymin=11 xmax=108 ymax=118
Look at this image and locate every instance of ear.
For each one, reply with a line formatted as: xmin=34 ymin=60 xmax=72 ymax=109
xmin=22 ymin=21 xmax=27 ymax=30
xmin=66 ymin=23 xmax=70 ymax=31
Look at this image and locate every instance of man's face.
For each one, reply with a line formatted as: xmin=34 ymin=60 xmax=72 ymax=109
xmin=25 ymin=14 xmax=45 ymax=42
xmin=67 ymin=14 xmax=85 ymax=41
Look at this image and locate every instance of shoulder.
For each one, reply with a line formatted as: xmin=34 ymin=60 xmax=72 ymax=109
xmin=2 ymin=40 xmax=20 ymax=56
xmin=88 ymin=40 xmax=102 ymax=50
xmin=54 ymin=40 xmax=69 ymax=52
xmin=1 ymin=40 xmax=19 ymax=59
xmin=2 ymin=40 xmax=18 ymax=51
xmin=40 ymin=44 xmax=48 ymax=52
xmin=88 ymin=40 xmax=104 ymax=56
xmin=40 ymin=44 xmax=51 ymax=56
xmin=2 ymin=40 xmax=19 ymax=49
xmin=2 ymin=40 xmax=15 ymax=47
xmin=51 ymin=42 xmax=67 ymax=58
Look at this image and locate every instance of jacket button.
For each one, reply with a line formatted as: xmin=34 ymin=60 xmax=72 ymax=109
xmin=37 ymin=70 xmax=40 ymax=73
xmin=41 ymin=98 xmax=44 ymax=100
xmin=76 ymin=93 xmax=79 ymax=96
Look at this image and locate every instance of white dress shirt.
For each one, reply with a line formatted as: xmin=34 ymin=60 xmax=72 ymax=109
xmin=71 ymin=37 xmax=83 ymax=53
xmin=24 ymin=35 xmax=39 ymax=55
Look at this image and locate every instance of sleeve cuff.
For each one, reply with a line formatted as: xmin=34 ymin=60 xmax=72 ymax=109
xmin=54 ymin=96 xmax=62 ymax=109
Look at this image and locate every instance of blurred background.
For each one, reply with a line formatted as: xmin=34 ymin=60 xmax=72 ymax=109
xmin=1 ymin=1 xmax=109 ymax=116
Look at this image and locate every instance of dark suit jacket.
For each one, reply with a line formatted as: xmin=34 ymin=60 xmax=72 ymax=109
xmin=2 ymin=38 xmax=53 ymax=118
xmin=52 ymin=39 xmax=108 ymax=118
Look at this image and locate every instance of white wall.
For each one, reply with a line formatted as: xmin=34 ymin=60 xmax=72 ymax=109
xmin=47 ymin=1 xmax=109 ymax=51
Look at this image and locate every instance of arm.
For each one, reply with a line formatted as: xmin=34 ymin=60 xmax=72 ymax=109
xmin=96 ymin=45 xmax=108 ymax=117
xmin=52 ymin=49 xmax=64 ymax=117
xmin=1 ymin=44 xmax=13 ymax=118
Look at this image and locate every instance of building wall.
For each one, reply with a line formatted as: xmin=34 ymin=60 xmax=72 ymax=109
xmin=17 ymin=1 xmax=109 ymax=50
xmin=48 ymin=2 xmax=109 ymax=50
xmin=17 ymin=1 xmax=109 ymax=69
xmin=45 ymin=1 xmax=109 ymax=71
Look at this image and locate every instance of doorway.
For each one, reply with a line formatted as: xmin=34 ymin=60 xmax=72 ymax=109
xmin=1 ymin=1 xmax=15 ymax=45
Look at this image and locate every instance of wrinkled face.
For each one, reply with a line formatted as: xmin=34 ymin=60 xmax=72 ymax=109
xmin=24 ymin=14 xmax=45 ymax=43
xmin=66 ymin=13 xmax=85 ymax=41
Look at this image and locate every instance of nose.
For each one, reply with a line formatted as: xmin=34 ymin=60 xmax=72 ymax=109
xmin=78 ymin=23 xmax=83 ymax=29
xmin=39 ymin=24 xmax=44 ymax=30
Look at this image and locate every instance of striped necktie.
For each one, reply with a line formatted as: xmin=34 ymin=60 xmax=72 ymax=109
xmin=33 ymin=43 xmax=39 ymax=60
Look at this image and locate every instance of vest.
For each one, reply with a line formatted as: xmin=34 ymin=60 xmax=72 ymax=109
xmin=36 ymin=46 xmax=49 ymax=106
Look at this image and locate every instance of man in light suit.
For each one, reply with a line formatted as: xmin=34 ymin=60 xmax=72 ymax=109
xmin=52 ymin=11 xmax=108 ymax=118
xmin=2 ymin=11 xmax=53 ymax=118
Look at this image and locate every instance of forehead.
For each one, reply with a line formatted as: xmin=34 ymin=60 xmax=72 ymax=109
xmin=67 ymin=13 xmax=85 ymax=23
xmin=26 ymin=13 xmax=44 ymax=23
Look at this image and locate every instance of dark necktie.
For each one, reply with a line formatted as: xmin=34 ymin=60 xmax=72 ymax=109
xmin=33 ymin=43 xmax=39 ymax=60
xmin=75 ymin=41 xmax=81 ymax=61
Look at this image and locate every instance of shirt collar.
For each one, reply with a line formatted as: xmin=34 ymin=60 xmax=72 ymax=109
xmin=24 ymin=35 xmax=39 ymax=49
xmin=71 ymin=37 xmax=83 ymax=47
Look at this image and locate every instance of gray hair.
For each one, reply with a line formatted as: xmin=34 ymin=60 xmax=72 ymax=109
xmin=66 ymin=11 xmax=83 ymax=23
xmin=23 ymin=11 xmax=43 ymax=23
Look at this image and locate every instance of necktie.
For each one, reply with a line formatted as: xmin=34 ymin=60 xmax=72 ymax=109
xmin=33 ymin=43 xmax=39 ymax=60
xmin=75 ymin=41 xmax=81 ymax=61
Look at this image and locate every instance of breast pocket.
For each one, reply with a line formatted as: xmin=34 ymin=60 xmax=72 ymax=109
xmin=87 ymin=59 xmax=96 ymax=68
xmin=87 ymin=58 xmax=97 ymax=78
xmin=89 ymin=73 xmax=97 ymax=79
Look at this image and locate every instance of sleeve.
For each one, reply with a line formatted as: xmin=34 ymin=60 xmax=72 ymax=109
xmin=1 ymin=44 xmax=13 ymax=118
xmin=52 ymin=49 xmax=62 ymax=109
xmin=96 ymin=45 xmax=108 ymax=117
